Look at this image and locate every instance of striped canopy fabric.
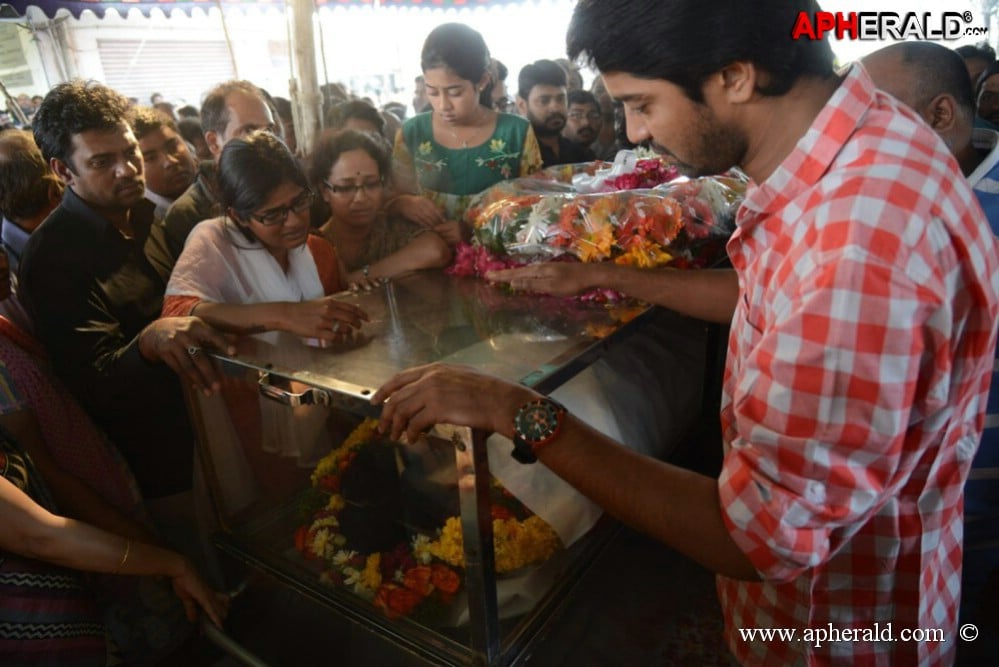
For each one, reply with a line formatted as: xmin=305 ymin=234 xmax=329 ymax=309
xmin=0 ymin=0 xmax=521 ymax=19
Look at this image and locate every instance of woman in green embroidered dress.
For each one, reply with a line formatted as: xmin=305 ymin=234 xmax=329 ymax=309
xmin=391 ymin=23 xmax=542 ymax=245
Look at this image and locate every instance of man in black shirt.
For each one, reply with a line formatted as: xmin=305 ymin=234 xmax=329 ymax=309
xmin=20 ymin=81 xmax=231 ymax=528
xmin=516 ymin=59 xmax=593 ymax=167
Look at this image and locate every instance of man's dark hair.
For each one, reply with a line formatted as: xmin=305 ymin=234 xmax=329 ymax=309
xmin=200 ymin=80 xmax=265 ymax=135
xmin=177 ymin=117 xmax=204 ymax=147
xmin=896 ymin=42 xmax=975 ymax=116
xmin=567 ymin=0 xmax=835 ymax=103
xmin=272 ymin=96 xmax=293 ymax=123
xmin=217 ymin=130 xmax=307 ymax=221
xmin=129 ymin=105 xmax=177 ymax=141
xmin=518 ymin=60 xmax=567 ymax=101
xmin=32 ymin=80 xmax=131 ymax=168
xmin=176 ymin=104 xmax=199 ymax=118
xmin=308 ymin=129 xmax=391 ymax=192
xmin=956 ymin=43 xmax=996 ymax=63
xmin=326 ymin=100 xmax=385 ymax=133
xmin=421 ymin=23 xmax=493 ymax=107
xmin=0 ymin=130 xmax=60 ymax=221
xmin=568 ymin=89 xmax=600 ymax=110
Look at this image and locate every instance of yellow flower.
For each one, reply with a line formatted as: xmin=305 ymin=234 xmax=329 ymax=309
xmin=418 ymin=141 xmax=433 ymax=155
xmin=361 ymin=553 xmax=383 ymax=591
xmin=576 ymin=224 xmax=614 ymax=263
xmin=311 ymin=419 xmax=379 ymax=487
xmin=490 ymin=138 xmax=507 ymax=153
xmin=429 ymin=515 xmax=561 ymax=573
xmin=614 ymin=240 xmax=672 ymax=268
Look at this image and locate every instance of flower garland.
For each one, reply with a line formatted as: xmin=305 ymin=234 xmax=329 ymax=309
xmin=295 ymin=419 xmax=562 ymax=620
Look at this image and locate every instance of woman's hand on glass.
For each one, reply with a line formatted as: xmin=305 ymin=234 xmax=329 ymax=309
xmin=284 ymin=298 xmax=369 ymax=341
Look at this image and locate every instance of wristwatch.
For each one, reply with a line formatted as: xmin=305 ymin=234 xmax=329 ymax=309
xmin=511 ymin=397 xmax=567 ymax=464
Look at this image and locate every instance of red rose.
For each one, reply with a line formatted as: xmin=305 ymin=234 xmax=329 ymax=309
xmin=375 ymin=583 xmax=424 ymax=619
xmin=403 ymin=566 xmax=435 ymax=596
xmin=430 ymin=564 xmax=461 ymax=594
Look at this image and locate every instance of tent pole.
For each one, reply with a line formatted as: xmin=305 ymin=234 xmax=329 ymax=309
xmin=288 ymin=0 xmax=321 ymax=154
xmin=214 ymin=0 xmax=239 ymax=78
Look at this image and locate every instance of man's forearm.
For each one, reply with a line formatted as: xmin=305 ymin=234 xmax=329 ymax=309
xmin=533 ymin=415 xmax=757 ymax=580
xmin=596 ymin=264 xmax=739 ymax=324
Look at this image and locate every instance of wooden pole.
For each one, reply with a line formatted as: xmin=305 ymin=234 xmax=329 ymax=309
xmin=287 ymin=0 xmax=322 ymax=155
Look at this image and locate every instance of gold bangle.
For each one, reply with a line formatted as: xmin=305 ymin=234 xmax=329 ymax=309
xmin=113 ymin=539 xmax=131 ymax=575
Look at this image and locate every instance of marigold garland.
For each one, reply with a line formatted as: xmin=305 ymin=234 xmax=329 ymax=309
xmin=296 ymin=418 xmax=562 ymax=620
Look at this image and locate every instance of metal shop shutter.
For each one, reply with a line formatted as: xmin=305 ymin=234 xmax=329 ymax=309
xmin=98 ymin=39 xmax=235 ymax=107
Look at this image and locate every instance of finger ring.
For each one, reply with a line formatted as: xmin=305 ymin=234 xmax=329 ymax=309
xmin=332 ymin=322 xmax=341 ymax=334
xmin=187 ymin=346 xmax=201 ymax=356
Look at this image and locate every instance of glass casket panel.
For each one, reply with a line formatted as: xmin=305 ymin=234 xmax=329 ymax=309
xmin=186 ymin=271 xmax=705 ymax=665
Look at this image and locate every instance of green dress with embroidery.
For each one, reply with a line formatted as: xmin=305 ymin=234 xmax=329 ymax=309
xmin=394 ymin=111 xmax=542 ymax=221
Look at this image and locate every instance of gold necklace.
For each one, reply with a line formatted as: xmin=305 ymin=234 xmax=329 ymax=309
xmin=443 ymin=107 xmax=487 ymax=148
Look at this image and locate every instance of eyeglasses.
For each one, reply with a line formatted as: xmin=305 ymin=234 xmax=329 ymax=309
xmin=249 ymin=189 xmax=315 ymax=226
xmin=323 ymin=178 xmax=385 ymax=198
xmin=568 ymin=111 xmax=603 ymax=121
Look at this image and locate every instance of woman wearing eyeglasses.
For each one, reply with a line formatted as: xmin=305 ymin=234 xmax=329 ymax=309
xmin=161 ymin=130 xmax=368 ymax=344
xmin=311 ymin=129 xmax=451 ymax=284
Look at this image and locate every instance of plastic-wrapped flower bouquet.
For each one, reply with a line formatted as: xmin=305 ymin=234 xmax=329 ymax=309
xmin=452 ymin=152 xmax=747 ymax=280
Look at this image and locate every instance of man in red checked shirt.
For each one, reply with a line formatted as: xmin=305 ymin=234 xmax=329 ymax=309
xmin=373 ymin=1 xmax=999 ymax=664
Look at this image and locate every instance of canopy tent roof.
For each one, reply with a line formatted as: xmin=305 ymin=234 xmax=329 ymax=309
xmin=0 ymin=0 xmax=522 ymax=19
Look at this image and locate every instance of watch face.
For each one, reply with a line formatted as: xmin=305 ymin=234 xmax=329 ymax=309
xmin=516 ymin=401 xmax=561 ymax=444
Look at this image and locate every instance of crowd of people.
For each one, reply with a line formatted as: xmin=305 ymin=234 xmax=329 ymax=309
xmin=1 ymin=1 xmax=998 ymax=664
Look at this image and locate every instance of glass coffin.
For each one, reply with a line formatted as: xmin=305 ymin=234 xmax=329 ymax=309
xmin=186 ymin=270 xmax=704 ymax=666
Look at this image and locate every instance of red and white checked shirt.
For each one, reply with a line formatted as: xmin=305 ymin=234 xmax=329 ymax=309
xmin=717 ymin=65 xmax=999 ymax=666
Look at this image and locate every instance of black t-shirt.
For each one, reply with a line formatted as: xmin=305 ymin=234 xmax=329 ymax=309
xmin=539 ymin=135 xmax=595 ymax=168
xmin=18 ymin=188 xmax=194 ymax=498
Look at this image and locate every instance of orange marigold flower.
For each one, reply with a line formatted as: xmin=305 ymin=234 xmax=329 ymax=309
xmin=430 ymin=564 xmax=461 ymax=594
xmin=402 ymin=566 xmax=435 ymax=596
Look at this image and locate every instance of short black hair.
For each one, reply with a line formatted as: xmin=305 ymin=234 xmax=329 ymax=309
xmin=567 ymin=89 xmax=600 ymax=110
xmin=567 ymin=0 xmax=835 ymax=103
xmin=200 ymin=80 xmax=265 ymax=135
xmin=326 ymin=100 xmax=385 ymax=133
xmin=272 ymin=96 xmax=293 ymax=123
xmin=177 ymin=116 xmax=204 ymax=146
xmin=32 ymin=80 xmax=132 ymax=168
xmin=217 ymin=130 xmax=307 ymax=220
xmin=421 ymin=23 xmax=493 ymax=107
xmin=129 ymin=105 xmax=177 ymax=141
xmin=177 ymin=104 xmax=199 ymax=118
xmin=517 ymin=59 xmax=567 ymax=101
xmin=308 ymin=129 xmax=391 ymax=191
xmin=956 ymin=43 xmax=996 ymax=62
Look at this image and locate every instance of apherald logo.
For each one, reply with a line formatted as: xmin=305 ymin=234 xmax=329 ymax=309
xmin=791 ymin=11 xmax=987 ymax=41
